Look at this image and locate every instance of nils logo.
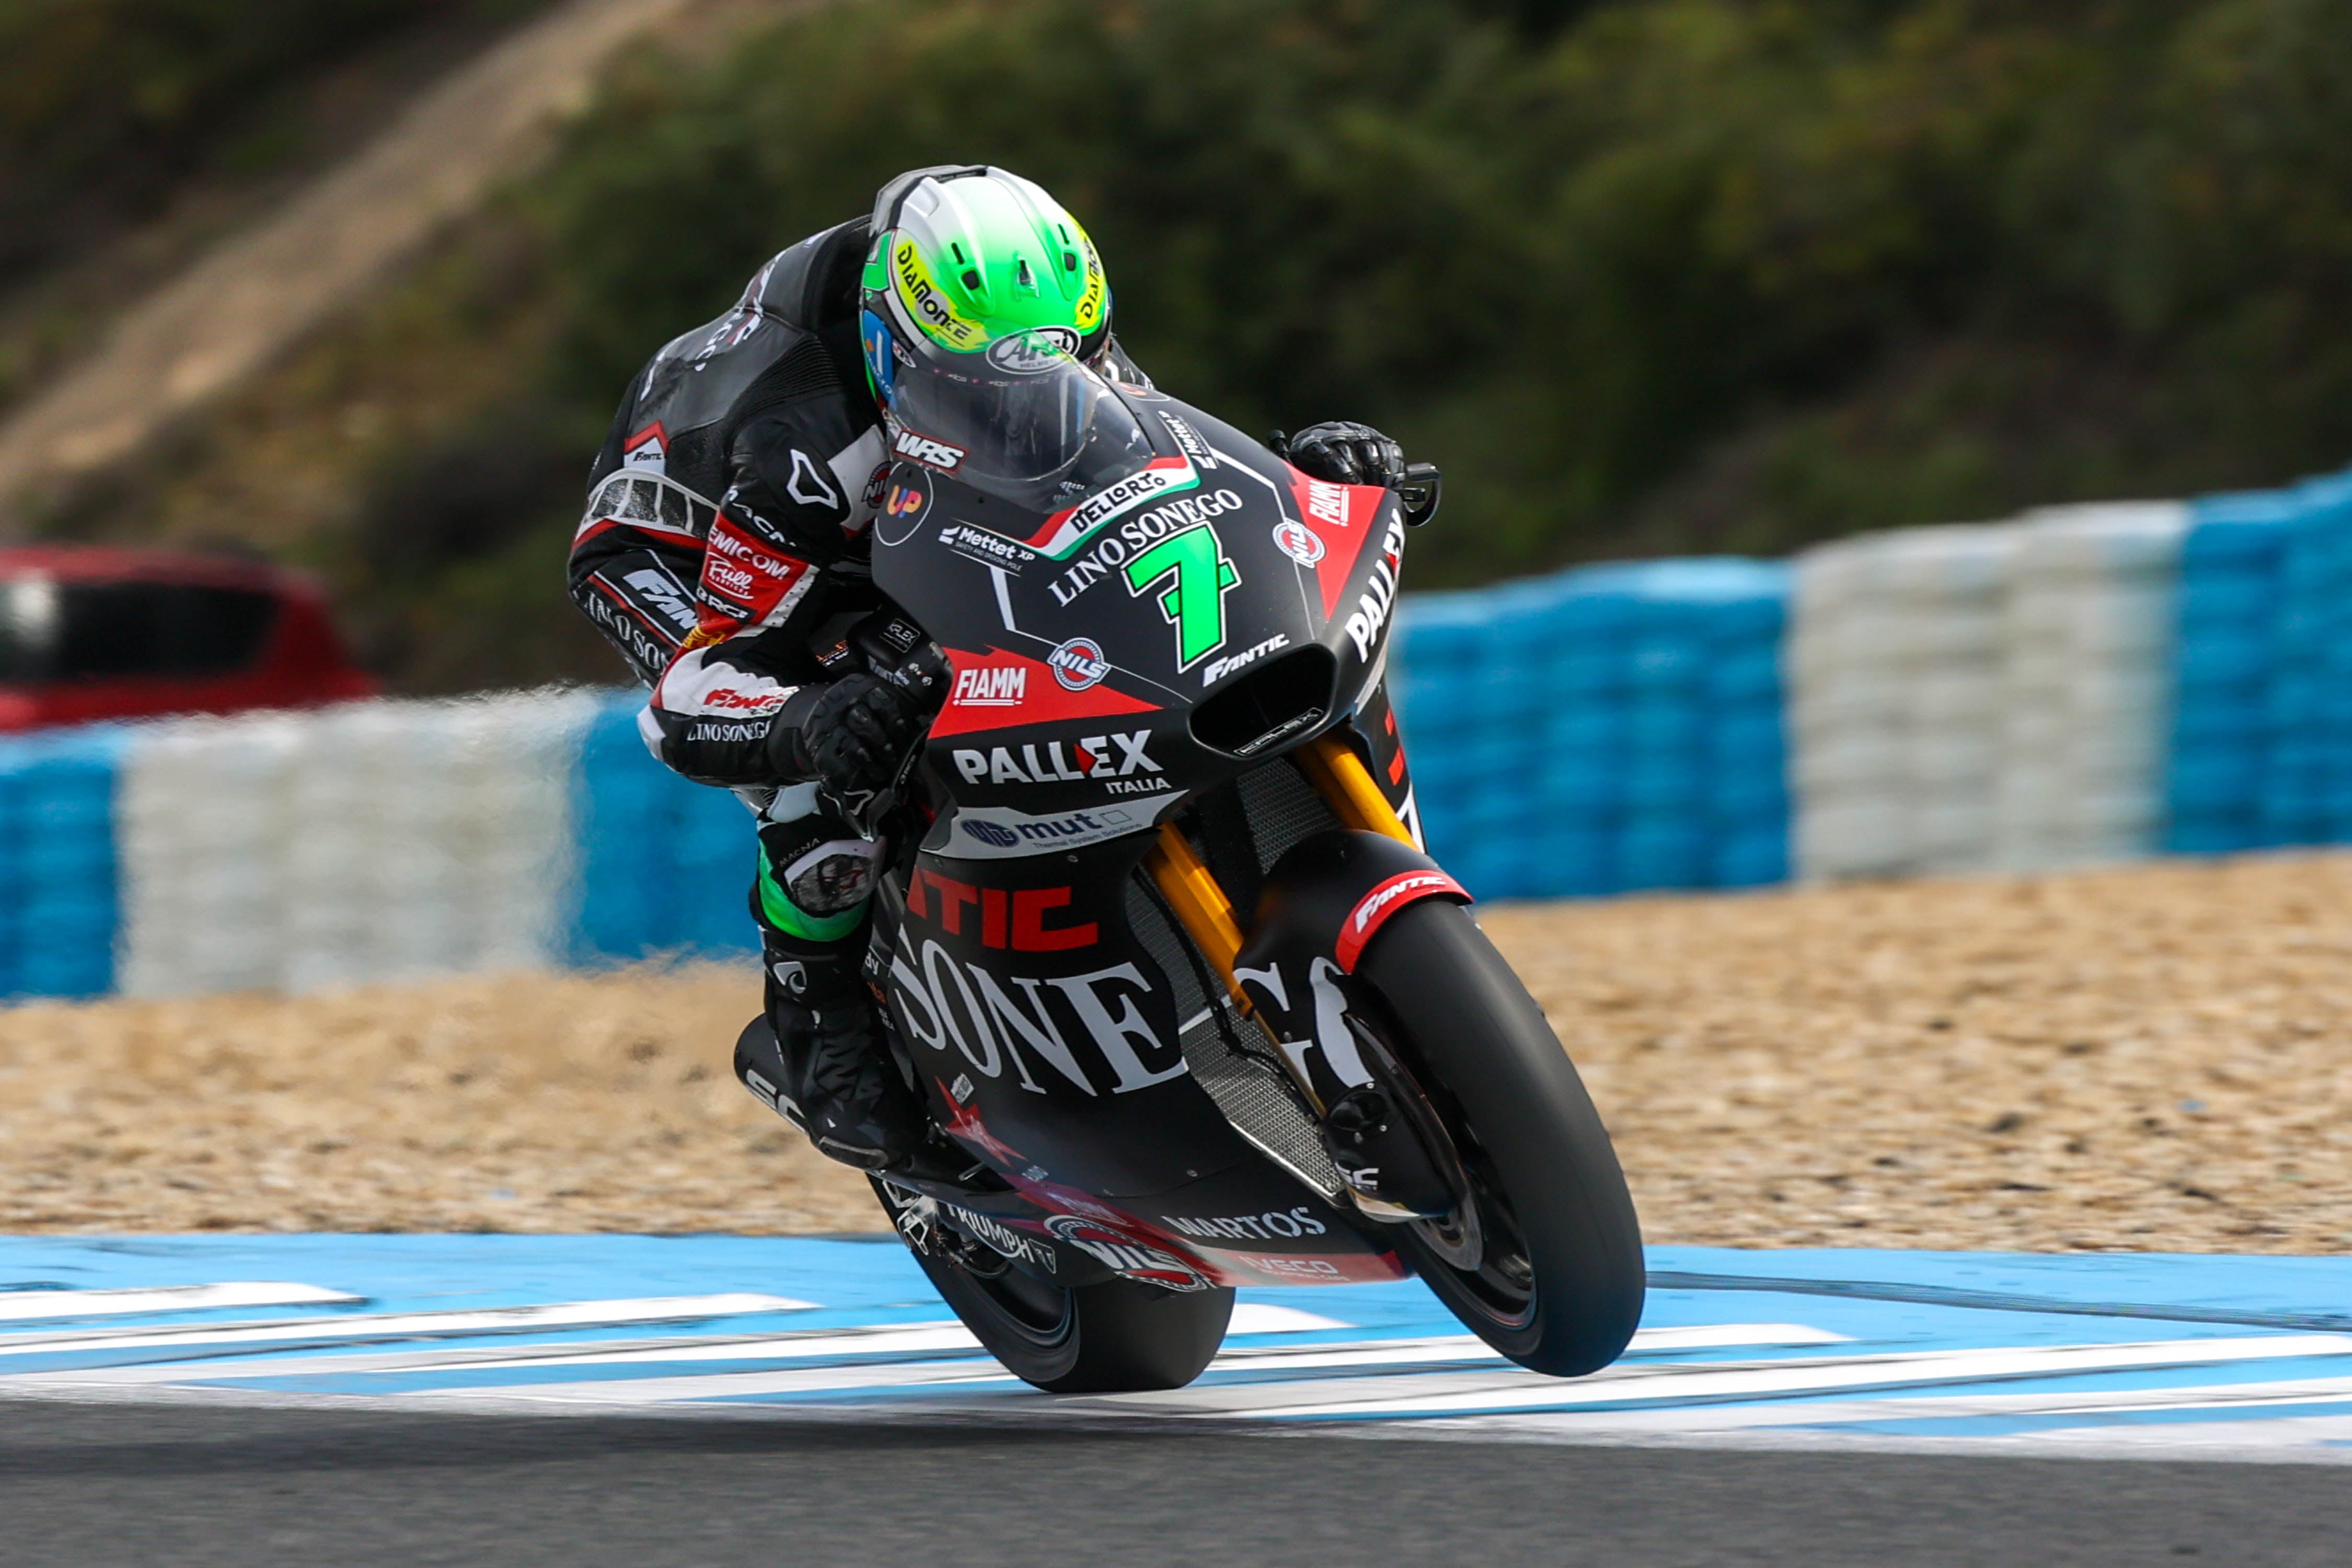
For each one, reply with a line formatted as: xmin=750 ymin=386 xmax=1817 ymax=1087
xmin=1272 ymin=520 xmax=1325 ymax=566
xmin=1043 ymin=1215 xmax=1212 ymax=1291
xmin=1047 ymin=637 xmax=1109 ymax=691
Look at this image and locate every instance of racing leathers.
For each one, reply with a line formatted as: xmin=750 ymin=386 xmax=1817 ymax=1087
xmin=567 ymin=215 xmax=1403 ymax=1174
xmin=566 ymin=218 xmax=1128 ymax=1172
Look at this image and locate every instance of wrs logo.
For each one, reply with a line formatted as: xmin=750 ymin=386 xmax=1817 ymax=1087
xmin=893 ymin=429 xmax=965 ymax=470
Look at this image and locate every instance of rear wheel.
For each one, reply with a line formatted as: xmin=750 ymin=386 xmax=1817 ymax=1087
xmin=1349 ymin=900 xmax=1644 ymax=1376
xmin=873 ymin=1182 xmax=1235 ymax=1393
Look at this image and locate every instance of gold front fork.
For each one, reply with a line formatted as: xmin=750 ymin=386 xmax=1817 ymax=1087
xmin=1140 ymin=731 xmax=1414 ymax=1012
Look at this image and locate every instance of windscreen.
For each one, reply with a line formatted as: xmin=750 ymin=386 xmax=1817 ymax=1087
xmin=885 ymin=330 xmax=1155 ymax=514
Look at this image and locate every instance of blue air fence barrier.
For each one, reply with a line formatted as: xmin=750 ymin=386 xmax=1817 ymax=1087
xmin=569 ymin=693 xmax=763 ymax=965
xmin=1393 ymin=557 xmax=1791 ymax=901
xmin=0 ymin=725 xmax=125 ymax=1000
xmin=2164 ymin=467 xmax=2352 ymax=857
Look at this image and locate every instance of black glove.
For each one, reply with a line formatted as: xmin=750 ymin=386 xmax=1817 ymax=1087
xmin=777 ymin=672 xmax=925 ymax=798
xmin=1274 ymin=421 xmax=1406 ymax=488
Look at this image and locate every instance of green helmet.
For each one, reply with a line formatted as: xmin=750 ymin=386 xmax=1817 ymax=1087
xmin=861 ymin=167 xmax=1151 ymax=511
xmin=862 ymin=165 xmax=1111 ymax=369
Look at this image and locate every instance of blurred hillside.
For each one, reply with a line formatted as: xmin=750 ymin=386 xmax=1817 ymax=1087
xmin=0 ymin=0 xmax=559 ymax=417
xmin=22 ymin=0 xmax=2352 ymax=692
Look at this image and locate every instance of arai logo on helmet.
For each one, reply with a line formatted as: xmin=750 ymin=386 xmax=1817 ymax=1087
xmin=1047 ymin=637 xmax=1110 ymax=691
xmin=1272 ymin=520 xmax=1325 ymax=566
xmin=986 ymin=329 xmax=1079 ymax=375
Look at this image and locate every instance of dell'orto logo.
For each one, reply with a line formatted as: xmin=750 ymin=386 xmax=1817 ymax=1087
xmin=1048 ymin=637 xmax=1110 ymax=691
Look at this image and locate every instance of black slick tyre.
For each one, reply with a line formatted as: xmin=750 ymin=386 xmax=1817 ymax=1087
xmin=1350 ymin=899 xmax=1644 ymax=1376
xmin=877 ymin=1189 xmax=1234 ymax=1393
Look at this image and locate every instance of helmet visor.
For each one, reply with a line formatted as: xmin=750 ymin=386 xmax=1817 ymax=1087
xmin=884 ymin=329 xmax=1154 ymax=514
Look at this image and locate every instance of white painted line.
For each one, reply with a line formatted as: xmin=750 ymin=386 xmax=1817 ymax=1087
xmin=1629 ymin=1323 xmax=1852 ymax=1352
xmin=0 ymin=1283 xmax=362 ymax=1322
xmin=0 ymin=1323 xmax=974 ymax=1387
xmin=0 ymin=1293 xmax=816 ymax=1361
xmin=1227 ymin=1304 xmax=1353 ymax=1334
xmin=1235 ymin=1334 xmax=2352 ymax=1421
xmin=399 ymin=1356 xmax=1026 ymax=1406
xmin=1421 ymin=1374 xmax=2352 ymax=1442
xmin=380 ymin=1324 xmax=1862 ymax=1411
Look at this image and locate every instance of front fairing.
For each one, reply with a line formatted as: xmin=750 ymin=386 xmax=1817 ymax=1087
xmin=873 ymin=387 xmax=1406 ymax=850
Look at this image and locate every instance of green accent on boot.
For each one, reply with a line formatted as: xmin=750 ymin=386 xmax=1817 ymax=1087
xmin=756 ymin=850 xmax=870 ymax=942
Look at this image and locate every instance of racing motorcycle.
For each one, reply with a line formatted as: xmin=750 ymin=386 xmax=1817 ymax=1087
xmin=803 ymin=341 xmax=1643 ymax=1392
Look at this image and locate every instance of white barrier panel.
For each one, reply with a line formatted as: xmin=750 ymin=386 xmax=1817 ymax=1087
xmin=120 ymin=693 xmax=595 ymax=997
xmin=1994 ymin=503 xmax=2186 ymax=870
xmin=1793 ymin=525 xmax=2020 ymax=878
xmin=1792 ymin=505 xmax=2186 ymax=881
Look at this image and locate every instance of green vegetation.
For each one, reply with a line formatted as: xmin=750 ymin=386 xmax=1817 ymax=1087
xmin=511 ymin=0 xmax=2352 ymax=588
xmin=55 ymin=0 xmax=2352 ymax=687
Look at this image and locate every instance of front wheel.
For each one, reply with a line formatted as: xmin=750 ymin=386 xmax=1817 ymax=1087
xmin=1351 ymin=900 xmax=1644 ymax=1376
xmin=874 ymin=1182 xmax=1234 ymax=1393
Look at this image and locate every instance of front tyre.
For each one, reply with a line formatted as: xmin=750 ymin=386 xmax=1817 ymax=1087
xmin=1351 ymin=900 xmax=1644 ymax=1376
xmin=874 ymin=1184 xmax=1233 ymax=1392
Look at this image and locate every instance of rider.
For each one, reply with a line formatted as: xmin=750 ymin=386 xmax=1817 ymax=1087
xmin=567 ymin=165 xmax=1413 ymax=1173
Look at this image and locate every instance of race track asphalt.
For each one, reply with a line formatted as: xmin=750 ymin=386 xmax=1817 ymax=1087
xmin=4 ymin=1400 xmax=2346 ymax=1567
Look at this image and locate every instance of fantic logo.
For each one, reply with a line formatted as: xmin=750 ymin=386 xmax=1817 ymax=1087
xmin=893 ymin=428 xmax=966 ymax=470
xmin=906 ymin=868 xmax=1098 ymax=952
xmin=952 ymin=666 xmax=1027 ymax=707
xmin=1163 ymin=1207 xmax=1328 ymax=1242
xmin=1202 ymin=633 xmax=1288 ymax=688
xmin=1047 ymin=488 xmax=1244 ymax=607
xmin=1334 ymin=868 xmax=1469 ymax=971
xmin=620 ymin=568 xmax=697 ymax=633
xmin=1047 ymin=637 xmax=1109 ymax=691
xmin=701 ymin=687 xmax=786 ymax=714
xmin=1343 ymin=517 xmax=1408 ymax=662
xmin=1306 ymin=480 xmax=1350 ymax=527
xmin=952 ymin=730 xmax=1160 ymax=786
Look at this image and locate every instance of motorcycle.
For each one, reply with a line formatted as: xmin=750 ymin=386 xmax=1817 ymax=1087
xmin=797 ymin=351 xmax=1643 ymax=1392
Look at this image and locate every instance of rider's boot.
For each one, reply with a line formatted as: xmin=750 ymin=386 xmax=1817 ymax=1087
xmin=733 ymin=948 xmax=929 ymax=1172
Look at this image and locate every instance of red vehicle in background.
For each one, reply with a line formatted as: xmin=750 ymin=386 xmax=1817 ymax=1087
xmin=0 ymin=547 xmax=375 ymax=731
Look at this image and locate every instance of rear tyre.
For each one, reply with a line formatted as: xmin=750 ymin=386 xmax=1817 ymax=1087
xmin=874 ymin=1184 xmax=1234 ymax=1392
xmin=1350 ymin=900 xmax=1644 ymax=1376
